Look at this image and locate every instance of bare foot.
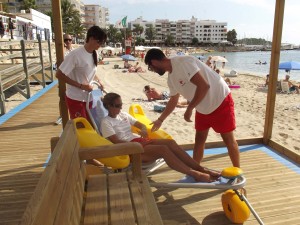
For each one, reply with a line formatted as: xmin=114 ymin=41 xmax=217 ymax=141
xmin=190 ymin=170 xmax=217 ymax=183
xmin=204 ymin=168 xmax=221 ymax=179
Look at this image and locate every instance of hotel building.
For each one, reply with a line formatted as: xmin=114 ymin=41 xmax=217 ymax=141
xmin=129 ymin=16 xmax=227 ymax=45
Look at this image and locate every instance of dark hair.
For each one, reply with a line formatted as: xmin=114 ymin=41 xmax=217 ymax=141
xmin=102 ymin=93 xmax=120 ymax=109
xmin=144 ymin=85 xmax=150 ymax=92
xmin=86 ymin=26 xmax=107 ymax=66
xmin=144 ymin=48 xmax=166 ymax=65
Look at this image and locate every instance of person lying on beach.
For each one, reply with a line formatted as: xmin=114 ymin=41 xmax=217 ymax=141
xmin=283 ymin=74 xmax=299 ymax=94
xmin=143 ymin=85 xmax=169 ymax=101
xmin=215 ymin=69 xmax=232 ymax=86
xmin=124 ymin=60 xmax=132 ymax=69
xmin=128 ymin=62 xmax=145 ymax=73
xmin=100 ymin=92 xmax=220 ymax=182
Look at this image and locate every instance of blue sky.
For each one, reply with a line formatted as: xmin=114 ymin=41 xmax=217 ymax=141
xmin=83 ymin=0 xmax=300 ymax=45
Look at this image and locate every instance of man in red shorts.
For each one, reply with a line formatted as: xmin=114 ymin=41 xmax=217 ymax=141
xmin=145 ymin=49 xmax=240 ymax=167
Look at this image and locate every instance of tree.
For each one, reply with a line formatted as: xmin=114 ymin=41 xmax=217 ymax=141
xmin=21 ymin=0 xmax=37 ymax=12
xmin=191 ymin=37 xmax=199 ymax=46
xmin=145 ymin=25 xmax=156 ymax=45
xmin=61 ymin=0 xmax=81 ymax=35
xmin=165 ymin=34 xmax=175 ymax=46
xmin=106 ymin=25 xmax=118 ymax=44
xmin=135 ymin=37 xmax=145 ymax=46
xmin=132 ymin=24 xmax=144 ymax=37
xmin=227 ymin=29 xmax=237 ymax=45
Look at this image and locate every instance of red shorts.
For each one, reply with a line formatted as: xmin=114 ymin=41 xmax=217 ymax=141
xmin=65 ymin=96 xmax=92 ymax=122
xmin=195 ymin=93 xmax=236 ymax=133
xmin=131 ymin=137 xmax=152 ymax=146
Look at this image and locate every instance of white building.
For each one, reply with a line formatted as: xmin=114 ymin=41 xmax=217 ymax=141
xmin=0 ymin=9 xmax=52 ymax=40
xmin=83 ymin=4 xmax=109 ymax=29
xmin=129 ymin=16 xmax=227 ymax=45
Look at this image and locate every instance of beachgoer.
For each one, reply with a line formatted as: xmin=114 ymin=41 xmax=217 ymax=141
xmin=205 ymin=55 xmax=213 ymax=68
xmin=265 ymin=74 xmax=270 ymax=87
xmin=222 ymin=56 xmax=226 ymax=68
xmin=283 ymin=74 xmax=299 ymax=94
xmin=0 ymin=17 xmax=4 ymax=38
xmin=124 ymin=60 xmax=132 ymax=69
xmin=8 ymin=18 xmax=15 ymax=39
xmin=100 ymin=92 xmax=220 ymax=182
xmin=63 ymin=33 xmax=73 ymax=56
xmin=56 ymin=26 xmax=107 ymax=122
xmin=216 ymin=69 xmax=232 ymax=86
xmin=145 ymin=48 xmax=240 ymax=167
xmin=128 ymin=62 xmax=145 ymax=73
xmin=143 ymin=85 xmax=169 ymax=101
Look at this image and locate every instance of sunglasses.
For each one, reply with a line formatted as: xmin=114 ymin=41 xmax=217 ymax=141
xmin=64 ymin=39 xmax=72 ymax=42
xmin=111 ymin=103 xmax=122 ymax=109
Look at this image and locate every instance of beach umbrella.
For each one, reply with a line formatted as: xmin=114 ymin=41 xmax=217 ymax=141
xmin=211 ymin=56 xmax=228 ymax=62
xmin=120 ymin=54 xmax=137 ymax=61
xmin=278 ymin=61 xmax=300 ymax=71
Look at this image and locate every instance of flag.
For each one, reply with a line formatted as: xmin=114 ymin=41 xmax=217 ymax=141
xmin=121 ymin=16 xmax=127 ymax=27
xmin=115 ymin=16 xmax=127 ymax=29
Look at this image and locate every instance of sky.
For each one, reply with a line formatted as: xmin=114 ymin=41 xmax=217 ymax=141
xmin=83 ymin=0 xmax=300 ymax=45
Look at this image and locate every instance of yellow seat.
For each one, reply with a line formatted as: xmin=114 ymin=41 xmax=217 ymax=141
xmin=73 ymin=117 xmax=130 ymax=170
xmin=221 ymin=167 xmax=243 ymax=179
xmin=129 ymin=104 xmax=172 ymax=139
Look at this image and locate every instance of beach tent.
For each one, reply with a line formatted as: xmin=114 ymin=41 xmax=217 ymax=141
xmin=52 ymin=0 xmax=295 ymax=163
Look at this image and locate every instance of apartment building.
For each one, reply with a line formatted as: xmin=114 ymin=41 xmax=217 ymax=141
xmin=129 ymin=16 xmax=227 ymax=45
xmin=83 ymin=4 xmax=109 ymax=30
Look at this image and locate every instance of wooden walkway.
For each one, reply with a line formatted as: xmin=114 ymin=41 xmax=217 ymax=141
xmin=0 ymin=84 xmax=299 ymax=225
xmin=0 ymin=84 xmax=61 ymax=225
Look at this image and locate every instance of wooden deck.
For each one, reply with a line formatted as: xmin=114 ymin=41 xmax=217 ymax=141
xmin=0 ymin=83 xmax=61 ymax=225
xmin=0 ymin=84 xmax=299 ymax=225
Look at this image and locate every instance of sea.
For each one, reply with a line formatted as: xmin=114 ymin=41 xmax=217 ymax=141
xmin=195 ymin=49 xmax=300 ymax=81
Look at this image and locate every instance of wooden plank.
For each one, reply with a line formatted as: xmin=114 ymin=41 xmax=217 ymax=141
xmin=53 ymin=136 xmax=83 ymax=225
xmin=84 ymin=174 xmax=108 ymax=225
xmin=19 ymin=121 xmax=79 ymax=225
xmin=109 ymin=173 xmax=136 ymax=225
xmin=70 ymin=163 xmax=86 ymax=225
xmin=129 ymin=172 xmax=163 ymax=225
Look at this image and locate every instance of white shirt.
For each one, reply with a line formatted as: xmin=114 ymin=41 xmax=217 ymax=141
xmin=168 ymin=56 xmax=230 ymax=114
xmin=101 ymin=112 xmax=139 ymax=142
xmin=59 ymin=46 xmax=97 ymax=102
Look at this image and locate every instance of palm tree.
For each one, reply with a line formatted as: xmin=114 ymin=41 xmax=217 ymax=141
xmin=165 ymin=34 xmax=175 ymax=46
xmin=132 ymin=24 xmax=144 ymax=37
xmin=106 ymin=25 xmax=118 ymax=44
xmin=22 ymin=0 xmax=37 ymax=12
xmin=145 ymin=25 xmax=156 ymax=45
xmin=61 ymin=0 xmax=81 ymax=34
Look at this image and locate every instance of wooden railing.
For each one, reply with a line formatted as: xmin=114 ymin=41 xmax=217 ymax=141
xmin=0 ymin=35 xmax=54 ymax=115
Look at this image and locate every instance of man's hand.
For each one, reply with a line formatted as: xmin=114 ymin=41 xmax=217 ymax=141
xmin=139 ymin=127 xmax=148 ymax=138
xmin=184 ymin=108 xmax=193 ymax=122
xmin=150 ymin=119 xmax=162 ymax=132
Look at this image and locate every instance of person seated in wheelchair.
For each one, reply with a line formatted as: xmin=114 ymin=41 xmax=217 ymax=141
xmin=100 ymin=92 xmax=220 ymax=182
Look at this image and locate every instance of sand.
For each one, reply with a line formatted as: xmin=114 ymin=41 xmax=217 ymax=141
xmin=3 ymin=56 xmax=300 ymax=155
xmin=99 ymin=57 xmax=300 ymax=154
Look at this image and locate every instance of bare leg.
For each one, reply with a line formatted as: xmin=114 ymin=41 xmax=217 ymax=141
xmin=142 ymin=144 xmax=216 ymax=182
xmin=193 ymin=129 xmax=209 ymax=163
xmin=220 ymin=131 xmax=240 ymax=167
xmin=147 ymin=139 xmax=218 ymax=176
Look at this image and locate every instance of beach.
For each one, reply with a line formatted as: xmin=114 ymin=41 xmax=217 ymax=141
xmin=3 ymin=56 xmax=300 ymax=156
xmin=99 ymin=57 xmax=300 ymax=154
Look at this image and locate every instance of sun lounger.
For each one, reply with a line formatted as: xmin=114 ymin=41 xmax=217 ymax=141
xmin=224 ymin=70 xmax=238 ymax=77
